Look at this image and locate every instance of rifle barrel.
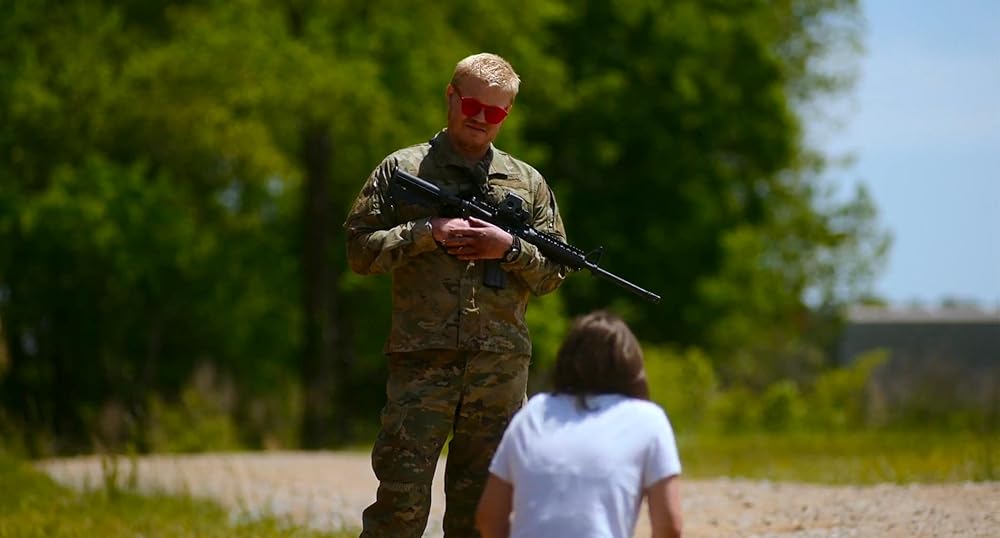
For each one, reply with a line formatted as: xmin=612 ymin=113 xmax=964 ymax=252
xmin=588 ymin=263 xmax=661 ymax=303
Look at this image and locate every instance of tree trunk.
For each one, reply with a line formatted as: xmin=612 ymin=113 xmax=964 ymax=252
xmin=299 ymin=122 xmax=353 ymax=448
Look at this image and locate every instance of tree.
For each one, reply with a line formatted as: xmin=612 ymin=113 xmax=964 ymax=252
xmin=526 ymin=0 xmax=887 ymax=383
xmin=0 ymin=1 xmax=303 ymax=453
xmin=0 ymin=0 xmax=891 ymax=453
xmin=0 ymin=0 xmax=570 ymax=452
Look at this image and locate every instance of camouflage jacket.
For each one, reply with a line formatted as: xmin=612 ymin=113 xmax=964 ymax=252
xmin=344 ymin=130 xmax=568 ymax=355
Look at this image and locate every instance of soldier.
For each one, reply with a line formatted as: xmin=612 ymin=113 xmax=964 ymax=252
xmin=344 ymin=53 xmax=569 ymax=537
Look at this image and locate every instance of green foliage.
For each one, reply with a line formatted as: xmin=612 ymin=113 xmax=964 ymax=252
xmin=534 ymin=1 xmax=864 ymax=331
xmin=525 ymin=292 xmax=570 ymax=375
xmin=811 ymin=350 xmax=888 ymax=429
xmin=646 ymin=345 xmax=889 ymax=433
xmin=1 ymin=152 xmax=299 ymax=453
xmin=145 ymin=365 xmax=242 ymax=454
xmin=759 ymin=380 xmax=807 ymax=432
xmin=646 ymin=346 xmax=718 ymax=432
xmin=98 ymin=447 xmax=140 ymax=499
xmin=144 ymin=388 xmax=240 ymax=454
xmin=141 ymin=363 xmax=305 ymax=452
xmin=1 ymin=2 xmax=303 ymax=452
xmin=0 ymin=451 xmax=354 ymax=537
xmin=0 ymin=0 xmax=901 ymax=453
xmin=705 ymin=386 xmax=763 ymax=434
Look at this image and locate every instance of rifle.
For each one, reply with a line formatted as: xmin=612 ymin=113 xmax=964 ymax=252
xmin=389 ymin=168 xmax=661 ymax=304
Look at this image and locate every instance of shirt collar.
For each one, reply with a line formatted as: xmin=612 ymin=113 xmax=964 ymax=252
xmin=430 ymin=130 xmax=512 ymax=179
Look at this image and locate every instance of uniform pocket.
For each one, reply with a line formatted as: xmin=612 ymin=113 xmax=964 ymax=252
xmin=379 ymin=400 xmax=407 ymax=436
xmin=487 ymin=181 xmax=533 ymax=209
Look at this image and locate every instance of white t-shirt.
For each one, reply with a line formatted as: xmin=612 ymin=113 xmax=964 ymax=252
xmin=489 ymin=392 xmax=682 ymax=538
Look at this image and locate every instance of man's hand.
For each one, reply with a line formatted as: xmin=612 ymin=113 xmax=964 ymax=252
xmin=431 ymin=216 xmax=514 ymax=260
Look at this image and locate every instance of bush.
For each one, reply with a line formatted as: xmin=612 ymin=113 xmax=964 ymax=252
xmin=808 ymin=349 xmax=888 ymax=430
xmin=704 ymin=386 xmax=760 ymax=433
xmin=526 ymin=293 xmax=570 ymax=375
xmin=646 ymin=346 xmax=717 ymax=431
xmin=645 ymin=346 xmax=891 ymax=434
xmin=759 ymin=380 xmax=806 ymax=431
xmin=145 ymin=364 xmax=242 ymax=453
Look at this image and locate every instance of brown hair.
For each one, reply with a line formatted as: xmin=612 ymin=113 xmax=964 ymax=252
xmin=552 ymin=310 xmax=649 ymax=408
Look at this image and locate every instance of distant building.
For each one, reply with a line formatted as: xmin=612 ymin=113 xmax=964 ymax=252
xmin=838 ymin=306 xmax=1000 ymax=421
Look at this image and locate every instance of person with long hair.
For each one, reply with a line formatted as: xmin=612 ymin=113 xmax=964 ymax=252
xmin=476 ymin=311 xmax=683 ymax=538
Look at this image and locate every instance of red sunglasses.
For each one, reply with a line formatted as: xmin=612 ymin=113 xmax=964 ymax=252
xmin=454 ymin=87 xmax=510 ymax=124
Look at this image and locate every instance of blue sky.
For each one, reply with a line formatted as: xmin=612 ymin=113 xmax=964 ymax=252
xmin=821 ymin=1 xmax=1000 ymax=307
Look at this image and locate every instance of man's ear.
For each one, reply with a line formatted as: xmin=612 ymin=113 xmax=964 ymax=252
xmin=444 ymin=85 xmax=454 ymax=113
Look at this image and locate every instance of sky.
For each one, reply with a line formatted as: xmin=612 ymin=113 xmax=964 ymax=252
xmin=819 ymin=1 xmax=1000 ymax=308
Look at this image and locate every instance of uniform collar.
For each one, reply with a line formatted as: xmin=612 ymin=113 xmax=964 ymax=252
xmin=431 ymin=130 xmax=512 ymax=179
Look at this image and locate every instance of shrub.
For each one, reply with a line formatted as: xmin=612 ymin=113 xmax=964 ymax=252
xmin=646 ymin=346 xmax=717 ymax=431
xmin=808 ymin=349 xmax=888 ymax=430
xmin=759 ymin=380 xmax=806 ymax=431
xmin=145 ymin=364 xmax=242 ymax=453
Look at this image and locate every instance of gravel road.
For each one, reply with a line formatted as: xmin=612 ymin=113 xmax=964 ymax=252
xmin=37 ymin=451 xmax=999 ymax=537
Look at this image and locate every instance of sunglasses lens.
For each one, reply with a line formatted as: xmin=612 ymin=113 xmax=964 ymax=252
xmin=459 ymin=96 xmax=508 ymax=124
xmin=460 ymin=97 xmax=483 ymax=118
xmin=484 ymin=107 xmax=508 ymax=124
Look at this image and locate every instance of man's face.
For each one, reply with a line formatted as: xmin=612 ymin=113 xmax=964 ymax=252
xmin=446 ymin=79 xmax=513 ymax=159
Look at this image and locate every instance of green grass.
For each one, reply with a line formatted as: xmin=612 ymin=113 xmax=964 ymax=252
xmin=0 ymin=454 xmax=357 ymax=538
xmin=678 ymin=430 xmax=1000 ymax=484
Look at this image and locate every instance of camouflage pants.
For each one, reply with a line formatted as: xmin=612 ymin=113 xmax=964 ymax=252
xmin=359 ymin=349 xmax=530 ymax=538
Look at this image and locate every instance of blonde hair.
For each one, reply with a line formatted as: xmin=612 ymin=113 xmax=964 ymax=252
xmin=451 ymin=53 xmax=521 ymax=98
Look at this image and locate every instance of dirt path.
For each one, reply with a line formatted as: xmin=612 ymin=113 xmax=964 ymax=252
xmin=38 ymin=452 xmax=999 ymax=537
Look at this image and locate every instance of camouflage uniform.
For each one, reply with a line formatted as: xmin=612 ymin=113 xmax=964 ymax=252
xmin=345 ymin=130 xmax=567 ymax=537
